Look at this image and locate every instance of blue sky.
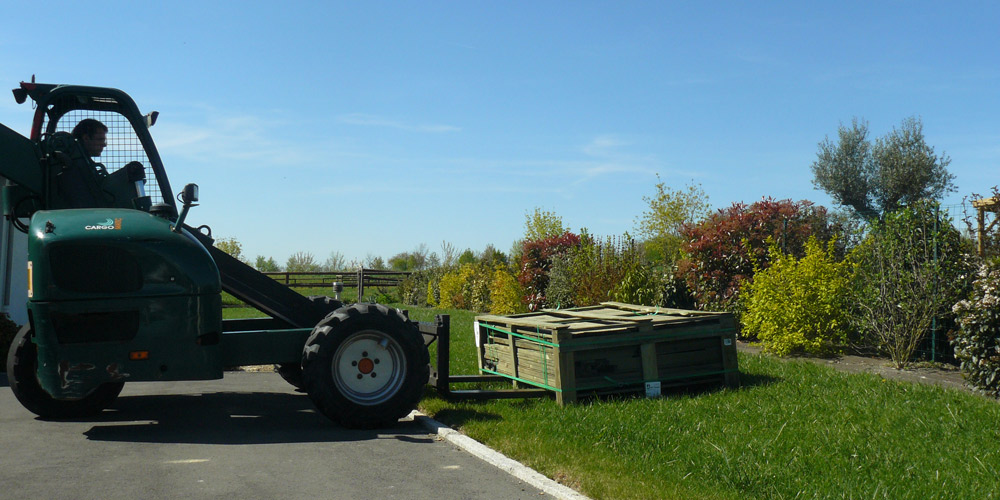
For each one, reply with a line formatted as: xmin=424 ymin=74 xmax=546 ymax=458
xmin=2 ymin=2 xmax=997 ymax=265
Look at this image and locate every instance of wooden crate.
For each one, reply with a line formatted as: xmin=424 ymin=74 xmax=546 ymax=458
xmin=475 ymin=302 xmax=739 ymax=405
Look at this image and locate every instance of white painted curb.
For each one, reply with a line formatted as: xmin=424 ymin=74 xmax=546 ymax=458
xmin=409 ymin=411 xmax=591 ymax=500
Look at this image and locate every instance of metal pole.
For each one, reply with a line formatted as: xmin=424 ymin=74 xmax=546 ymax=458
xmin=931 ymin=205 xmax=939 ymax=362
xmin=978 ymin=207 xmax=986 ymax=257
xmin=357 ymin=267 xmax=365 ymax=303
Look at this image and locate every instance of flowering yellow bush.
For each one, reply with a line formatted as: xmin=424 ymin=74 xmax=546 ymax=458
xmin=425 ymin=279 xmax=438 ymax=307
xmin=742 ymin=237 xmax=852 ymax=356
xmin=489 ymin=266 xmax=527 ymax=315
xmin=438 ymin=265 xmax=476 ymax=309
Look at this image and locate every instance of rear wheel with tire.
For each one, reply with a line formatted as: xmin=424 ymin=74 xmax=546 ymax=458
xmin=301 ymin=303 xmax=428 ymax=428
xmin=6 ymin=325 xmax=124 ymax=418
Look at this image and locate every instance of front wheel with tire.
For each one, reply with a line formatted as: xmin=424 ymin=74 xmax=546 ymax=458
xmin=6 ymin=325 xmax=124 ymax=418
xmin=301 ymin=304 xmax=428 ymax=429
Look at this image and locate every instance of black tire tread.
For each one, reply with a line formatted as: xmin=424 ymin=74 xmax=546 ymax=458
xmin=301 ymin=303 xmax=429 ymax=429
xmin=6 ymin=325 xmax=124 ymax=419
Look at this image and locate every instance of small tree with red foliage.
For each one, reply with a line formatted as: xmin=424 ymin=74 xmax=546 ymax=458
xmin=518 ymin=232 xmax=581 ymax=311
xmin=677 ymin=198 xmax=838 ymax=315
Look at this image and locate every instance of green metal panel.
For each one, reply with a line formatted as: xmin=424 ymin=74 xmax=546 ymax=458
xmin=27 ymin=208 xmax=223 ymax=399
xmin=27 ymin=208 xmax=220 ymax=302
xmin=31 ymin=294 xmax=224 ymax=398
xmin=220 ymin=328 xmax=312 ymax=367
xmin=0 ymin=123 xmax=42 ymax=194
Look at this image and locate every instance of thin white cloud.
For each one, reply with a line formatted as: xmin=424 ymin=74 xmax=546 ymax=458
xmin=337 ymin=113 xmax=460 ymax=133
xmin=734 ymin=46 xmax=782 ymax=66
xmin=313 ymin=181 xmax=559 ymax=196
xmin=582 ymin=135 xmax=630 ymax=157
xmin=664 ymin=76 xmax=715 ymax=86
xmin=152 ymin=110 xmax=330 ymax=168
xmin=571 ymin=134 xmax=661 ymax=184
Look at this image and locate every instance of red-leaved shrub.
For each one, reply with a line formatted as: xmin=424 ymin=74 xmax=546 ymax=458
xmin=518 ymin=232 xmax=581 ymax=311
xmin=678 ymin=198 xmax=837 ymax=313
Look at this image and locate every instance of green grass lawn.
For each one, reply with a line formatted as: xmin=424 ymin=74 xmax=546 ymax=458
xmin=402 ymin=306 xmax=1000 ymax=500
xmin=224 ymin=302 xmax=1000 ymax=499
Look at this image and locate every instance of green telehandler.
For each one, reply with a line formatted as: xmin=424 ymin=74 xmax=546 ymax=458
xmin=0 ymin=79 xmax=441 ymax=428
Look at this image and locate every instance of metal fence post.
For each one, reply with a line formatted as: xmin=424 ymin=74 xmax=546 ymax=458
xmin=358 ymin=267 xmax=365 ymax=302
xmin=931 ymin=204 xmax=939 ymax=362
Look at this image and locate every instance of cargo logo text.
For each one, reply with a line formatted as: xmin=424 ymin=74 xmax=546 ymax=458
xmin=85 ymin=218 xmax=122 ymax=231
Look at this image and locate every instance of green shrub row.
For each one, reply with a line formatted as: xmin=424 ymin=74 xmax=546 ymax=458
xmin=740 ymin=203 xmax=974 ymax=366
xmin=398 ymin=233 xmax=695 ymax=315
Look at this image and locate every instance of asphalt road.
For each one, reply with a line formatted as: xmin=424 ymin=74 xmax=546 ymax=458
xmin=0 ymin=371 xmax=553 ymax=500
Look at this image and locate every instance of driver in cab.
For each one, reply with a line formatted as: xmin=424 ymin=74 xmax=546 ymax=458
xmin=72 ymin=118 xmax=107 ymax=158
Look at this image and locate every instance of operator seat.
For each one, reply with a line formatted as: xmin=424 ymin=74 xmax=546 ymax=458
xmin=45 ymin=131 xmax=113 ymax=209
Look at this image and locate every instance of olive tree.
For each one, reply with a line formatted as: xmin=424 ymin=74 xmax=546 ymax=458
xmin=812 ymin=117 xmax=955 ymax=220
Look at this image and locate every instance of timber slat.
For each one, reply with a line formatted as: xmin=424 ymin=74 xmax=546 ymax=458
xmin=540 ymin=309 xmax=653 ymax=323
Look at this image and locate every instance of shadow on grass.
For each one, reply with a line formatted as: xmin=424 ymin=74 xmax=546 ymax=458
xmin=429 ymin=407 xmax=504 ymax=429
xmin=429 ymin=372 xmax=782 ymax=424
xmin=652 ymin=372 xmax=782 ymax=399
xmin=736 ymin=371 xmax=781 ymax=389
xmin=579 ymin=373 xmax=782 ymax=405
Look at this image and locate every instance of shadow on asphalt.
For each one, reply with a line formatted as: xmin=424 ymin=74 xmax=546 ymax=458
xmin=0 ymin=372 xmax=8 ymax=387
xmin=77 ymin=392 xmax=435 ymax=445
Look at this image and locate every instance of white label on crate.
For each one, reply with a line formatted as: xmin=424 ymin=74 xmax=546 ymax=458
xmin=473 ymin=322 xmax=481 ymax=347
xmin=645 ymin=381 xmax=661 ymax=398
xmin=724 ymin=338 xmax=733 ymax=346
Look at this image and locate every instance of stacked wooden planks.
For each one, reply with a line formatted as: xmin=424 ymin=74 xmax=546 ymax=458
xmin=475 ymin=302 xmax=739 ymax=405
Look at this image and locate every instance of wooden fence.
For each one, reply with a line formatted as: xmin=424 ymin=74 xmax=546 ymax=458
xmin=263 ymin=269 xmax=412 ymax=297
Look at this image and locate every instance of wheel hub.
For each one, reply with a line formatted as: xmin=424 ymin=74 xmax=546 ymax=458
xmin=332 ymin=330 xmax=406 ymax=405
xmin=357 ymin=357 xmax=375 ymax=375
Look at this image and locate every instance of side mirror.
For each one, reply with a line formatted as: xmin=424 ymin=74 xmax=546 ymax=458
xmin=181 ymin=183 xmax=199 ymax=204
xmin=172 ymin=183 xmax=199 ymax=232
xmin=144 ymin=111 xmax=159 ymax=128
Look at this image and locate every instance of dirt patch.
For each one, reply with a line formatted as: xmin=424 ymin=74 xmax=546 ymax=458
xmin=737 ymin=341 xmax=968 ymax=393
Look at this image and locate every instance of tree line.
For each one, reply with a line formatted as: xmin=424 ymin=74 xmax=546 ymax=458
xmin=213 ymin=116 xmax=1000 ymax=394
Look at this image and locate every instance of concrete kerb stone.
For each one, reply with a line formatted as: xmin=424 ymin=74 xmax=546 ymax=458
xmin=409 ymin=411 xmax=591 ymax=500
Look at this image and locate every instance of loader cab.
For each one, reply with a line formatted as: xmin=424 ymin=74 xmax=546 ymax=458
xmin=9 ymin=82 xmax=175 ymax=218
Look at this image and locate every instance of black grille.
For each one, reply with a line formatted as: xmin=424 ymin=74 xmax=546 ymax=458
xmin=52 ymin=310 xmax=140 ymax=344
xmin=50 ymin=245 xmax=143 ymax=293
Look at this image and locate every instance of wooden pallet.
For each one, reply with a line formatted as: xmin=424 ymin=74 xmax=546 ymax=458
xmin=475 ymin=302 xmax=739 ymax=405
